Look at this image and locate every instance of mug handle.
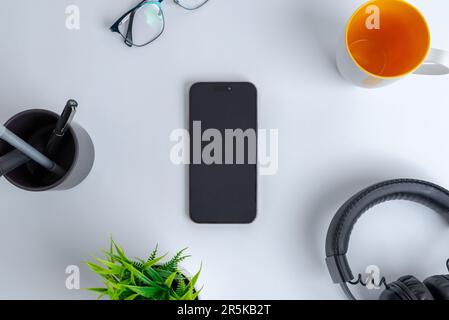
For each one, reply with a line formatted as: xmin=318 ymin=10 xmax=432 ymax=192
xmin=414 ymin=48 xmax=449 ymax=75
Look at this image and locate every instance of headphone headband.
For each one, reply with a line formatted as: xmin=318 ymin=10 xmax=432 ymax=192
xmin=326 ymin=179 xmax=449 ymax=284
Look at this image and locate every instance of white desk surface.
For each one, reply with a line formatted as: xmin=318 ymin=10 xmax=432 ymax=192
xmin=1 ymin=0 xmax=449 ymax=300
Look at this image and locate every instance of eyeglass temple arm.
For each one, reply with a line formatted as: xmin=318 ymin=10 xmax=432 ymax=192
xmin=124 ymin=11 xmax=136 ymax=47
xmin=110 ymin=7 xmax=135 ymax=33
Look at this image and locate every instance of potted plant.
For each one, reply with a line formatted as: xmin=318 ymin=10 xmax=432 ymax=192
xmin=85 ymin=238 xmax=202 ymax=300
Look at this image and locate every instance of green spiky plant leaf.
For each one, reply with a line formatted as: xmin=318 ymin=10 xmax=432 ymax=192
xmin=85 ymin=238 xmax=202 ymax=300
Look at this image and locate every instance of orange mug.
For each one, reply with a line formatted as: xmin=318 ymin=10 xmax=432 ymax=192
xmin=337 ymin=0 xmax=449 ymax=88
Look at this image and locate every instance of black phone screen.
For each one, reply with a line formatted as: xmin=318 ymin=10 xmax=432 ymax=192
xmin=189 ymin=82 xmax=257 ymax=223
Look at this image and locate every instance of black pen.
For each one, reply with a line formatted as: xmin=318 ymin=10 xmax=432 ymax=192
xmin=44 ymin=99 xmax=78 ymax=157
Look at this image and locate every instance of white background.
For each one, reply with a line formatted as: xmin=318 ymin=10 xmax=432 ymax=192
xmin=0 ymin=0 xmax=449 ymax=300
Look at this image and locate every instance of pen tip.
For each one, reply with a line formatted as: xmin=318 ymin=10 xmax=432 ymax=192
xmin=67 ymin=99 xmax=78 ymax=108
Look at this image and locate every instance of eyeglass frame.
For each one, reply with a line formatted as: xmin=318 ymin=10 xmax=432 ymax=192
xmin=110 ymin=0 xmax=209 ymax=47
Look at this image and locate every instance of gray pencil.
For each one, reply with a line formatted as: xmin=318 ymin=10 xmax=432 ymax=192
xmin=0 ymin=125 xmax=65 ymax=176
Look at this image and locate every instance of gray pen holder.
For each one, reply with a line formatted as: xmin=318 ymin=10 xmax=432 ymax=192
xmin=0 ymin=109 xmax=95 ymax=191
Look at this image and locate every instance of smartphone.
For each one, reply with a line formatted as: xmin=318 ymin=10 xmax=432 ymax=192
xmin=189 ymin=82 xmax=257 ymax=224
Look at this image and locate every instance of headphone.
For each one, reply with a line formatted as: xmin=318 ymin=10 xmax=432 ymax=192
xmin=325 ymin=179 xmax=449 ymax=300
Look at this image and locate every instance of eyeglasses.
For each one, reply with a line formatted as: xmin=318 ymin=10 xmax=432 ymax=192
xmin=110 ymin=0 xmax=209 ymax=47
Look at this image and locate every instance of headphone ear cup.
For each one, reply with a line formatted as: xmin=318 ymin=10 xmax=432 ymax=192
xmin=379 ymin=275 xmax=434 ymax=300
xmin=423 ymin=275 xmax=449 ymax=300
